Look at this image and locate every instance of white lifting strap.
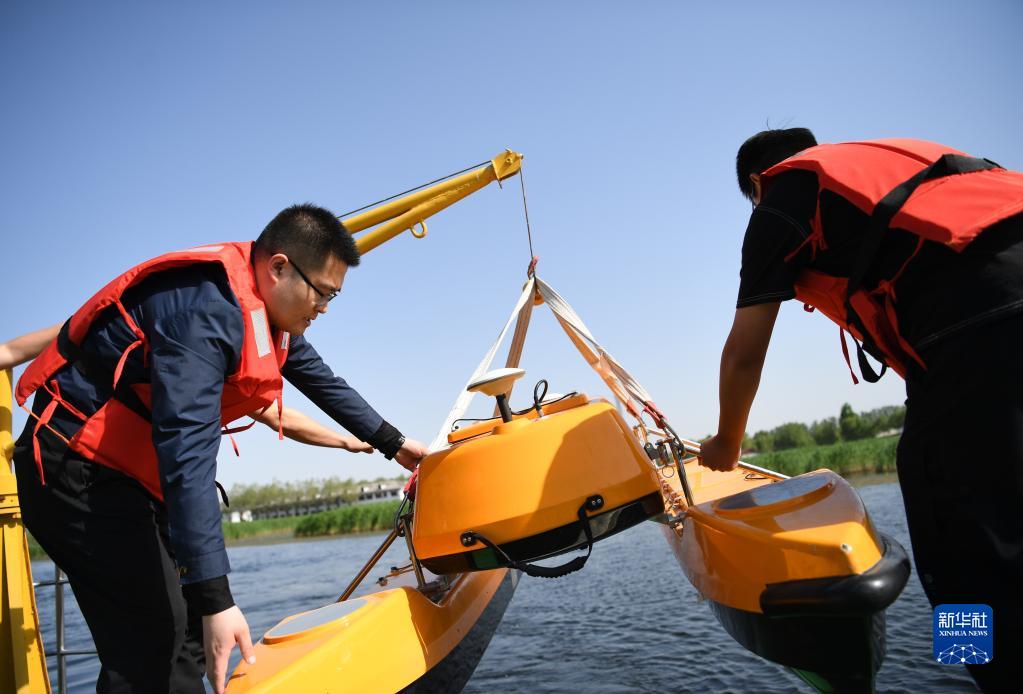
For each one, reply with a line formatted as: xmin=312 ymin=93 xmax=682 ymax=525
xmin=428 ymin=277 xmax=538 ymax=451
xmin=534 ymin=276 xmax=654 ymax=419
xmin=429 ymin=275 xmax=660 ymax=452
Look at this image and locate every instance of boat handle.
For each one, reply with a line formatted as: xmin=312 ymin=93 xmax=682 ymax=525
xmin=462 ymin=495 xmax=603 ymax=579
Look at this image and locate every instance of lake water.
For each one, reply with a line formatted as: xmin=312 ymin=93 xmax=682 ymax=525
xmin=31 ymin=480 xmax=978 ymax=692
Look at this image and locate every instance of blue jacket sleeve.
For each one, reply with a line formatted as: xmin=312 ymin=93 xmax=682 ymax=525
xmin=146 ymin=298 xmax=242 ymax=587
xmin=282 ymin=335 xmax=387 ymax=443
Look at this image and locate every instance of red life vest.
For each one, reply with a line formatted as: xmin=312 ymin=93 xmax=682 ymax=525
xmin=16 ymin=242 xmax=290 ymax=500
xmin=761 ymin=139 xmax=1023 ymax=381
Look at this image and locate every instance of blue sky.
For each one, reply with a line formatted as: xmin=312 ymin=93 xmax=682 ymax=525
xmin=3 ymin=1 xmax=1021 ymax=487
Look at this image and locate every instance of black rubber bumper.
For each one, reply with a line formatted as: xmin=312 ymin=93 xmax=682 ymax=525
xmin=705 ymin=533 xmax=911 ymax=691
xmin=760 ymin=533 xmax=911 ymax=617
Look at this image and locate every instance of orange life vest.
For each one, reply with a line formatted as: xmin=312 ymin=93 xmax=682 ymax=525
xmin=761 ymin=139 xmax=1023 ymax=381
xmin=16 ymin=242 xmax=290 ymax=500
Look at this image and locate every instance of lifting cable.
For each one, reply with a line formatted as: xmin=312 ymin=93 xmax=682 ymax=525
xmin=518 ymin=165 xmax=538 ymax=275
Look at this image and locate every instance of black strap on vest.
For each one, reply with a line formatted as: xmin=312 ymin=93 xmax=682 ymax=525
xmin=854 ymin=343 xmax=886 ymax=384
xmin=462 ymin=496 xmax=603 ymax=579
xmin=215 ymin=481 xmax=230 ymax=507
xmin=55 ymin=319 xmax=153 ymax=422
xmin=843 ymin=153 xmax=1001 ymax=382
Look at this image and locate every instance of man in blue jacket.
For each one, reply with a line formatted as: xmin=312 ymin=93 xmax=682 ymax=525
xmin=14 ymin=203 xmax=427 ymax=693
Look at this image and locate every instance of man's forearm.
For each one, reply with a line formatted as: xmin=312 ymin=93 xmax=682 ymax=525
xmin=252 ymin=407 xmax=351 ymax=448
xmin=715 ymin=303 xmax=780 ymax=444
xmin=0 ymin=322 xmax=61 ymax=370
xmin=716 ymin=341 xmax=767 ymax=444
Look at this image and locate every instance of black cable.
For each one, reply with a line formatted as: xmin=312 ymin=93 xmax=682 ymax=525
xmin=532 ymin=379 xmax=549 ymax=416
xmin=450 ymin=388 xmax=578 ymax=431
xmin=518 ymin=389 xmax=576 ymax=415
xmin=392 ymin=493 xmax=409 ymax=532
xmin=449 ymin=384 xmax=579 ymax=434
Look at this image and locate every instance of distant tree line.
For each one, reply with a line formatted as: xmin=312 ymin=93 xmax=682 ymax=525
xmin=741 ymin=403 xmax=905 ymax=454
xmin=218 ymin=500 xmax=403 ymax=542
xmin=749 ymin=435 xmax=898 ymax=477
xmin=224 ymin=475 xmax=407 ymax=511
xmin=294 ymin=501 xmax=401 ymax=537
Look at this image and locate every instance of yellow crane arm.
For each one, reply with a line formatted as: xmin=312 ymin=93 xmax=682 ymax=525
xmin=347 ymin=149 xmax=523 ymax=254
xmin=1 ymin=368 xmax=52 ymax=693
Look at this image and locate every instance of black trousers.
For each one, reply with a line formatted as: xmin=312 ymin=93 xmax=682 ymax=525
xmin=899 ymin=313 xmax=1023 ymax=693
xmin=14 ymin=426 xmax=206 ymax=694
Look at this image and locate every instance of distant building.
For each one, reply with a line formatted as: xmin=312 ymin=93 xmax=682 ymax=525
xmin=225 ymin=510 xmax=253 ymax=524
xmin=356 ymin=482 xmax=403 ymax=504
xmin=221 ymin=481 xmax=405 ymax=523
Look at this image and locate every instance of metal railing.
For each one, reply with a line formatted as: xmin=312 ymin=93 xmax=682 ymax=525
xmin=34 ymin=565 xmax=97 ymax=694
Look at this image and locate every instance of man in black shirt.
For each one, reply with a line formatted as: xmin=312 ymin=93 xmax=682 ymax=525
xmin=700 ymin=128 xmax=1022 ymax=692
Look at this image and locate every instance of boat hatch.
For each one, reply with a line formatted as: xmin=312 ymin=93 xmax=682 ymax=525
xmin=263 ymin=599 xmax=368 ymax=644
xmin=714 ymin=472 xmax=833 ymax=516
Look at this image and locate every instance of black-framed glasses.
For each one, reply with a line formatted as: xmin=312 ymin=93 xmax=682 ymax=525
xmin=289 ymin=259 xmax=339 ymax=306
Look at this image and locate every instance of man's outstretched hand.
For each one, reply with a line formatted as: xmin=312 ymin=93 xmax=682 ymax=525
xmin=394 ymin=438 xmax=429 ymax=473
xmin=203 ymin=605 xmax=255 ymax=694
xmin=697 ymin=434 xmax=741 ymax=472
xmin=340 ymin=436 xmax=374 ymax=454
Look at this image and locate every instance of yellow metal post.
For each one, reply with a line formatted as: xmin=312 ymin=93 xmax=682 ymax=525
xmin=348 ymin=150 xmax=523 ymax=255
xmin=1 ymin=368 xmax=51 ymax=693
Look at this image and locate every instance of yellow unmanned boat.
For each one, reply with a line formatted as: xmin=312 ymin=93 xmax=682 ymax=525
xmin=396 ymin=269 xmax=909 ymax=693
xmin=226 ymin=244 xmax=910 ymax=692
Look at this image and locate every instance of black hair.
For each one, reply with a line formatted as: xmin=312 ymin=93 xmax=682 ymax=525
xmin=736 ymin=127 xmax=818 ymax=201
xmin=254 ymin=203 xmax=360 ymax=269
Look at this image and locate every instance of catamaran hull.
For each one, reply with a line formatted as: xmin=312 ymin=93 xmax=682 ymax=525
xmin=710 ymin=600 xmax=885 ymax=691
xmin=401 ymin=568 xmax=518 ymax=693
xmin=658 ymin=466 xmax=910 ymax=692
xmin=227 ymin=568 xmax=519 ymax=693
xmin=702 ymin=533 xmax=909 ymax=692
